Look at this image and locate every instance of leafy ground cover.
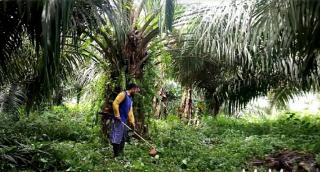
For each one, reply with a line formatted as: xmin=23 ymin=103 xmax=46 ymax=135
xmin=1 ymin=107 xmax=320 ymax=171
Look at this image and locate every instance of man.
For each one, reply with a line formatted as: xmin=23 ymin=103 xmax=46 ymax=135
xmin=110 ymin=83 xmax=140 ymax=157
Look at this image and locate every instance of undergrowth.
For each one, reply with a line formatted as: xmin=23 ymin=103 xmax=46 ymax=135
xmin=1 ymin=107 xmax=320 ymax=171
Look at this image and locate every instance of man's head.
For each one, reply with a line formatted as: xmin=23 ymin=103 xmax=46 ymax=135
xmin=127 ymin=83 xmax=140 ymax=95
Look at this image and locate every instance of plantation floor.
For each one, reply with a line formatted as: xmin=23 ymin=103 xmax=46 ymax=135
xmin=1 ymin=108 xmax=320 ymax=171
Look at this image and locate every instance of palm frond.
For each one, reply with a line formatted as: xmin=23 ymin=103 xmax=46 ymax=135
xmin=268 ymin=85 xmax=302 ymax=110
xmin=170 ymin=0 xmax=320 ymax=114
xmin=0 ymin=84 xmax=25 ymax=120
xmin=0 ymin=0 xmax=108 ymax=111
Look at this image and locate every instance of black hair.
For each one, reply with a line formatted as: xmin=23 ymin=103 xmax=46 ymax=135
xmin=127 ymin=83 xmax=139 ymax=90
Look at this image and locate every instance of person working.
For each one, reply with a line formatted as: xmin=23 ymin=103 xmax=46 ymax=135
xmin=110 ymin=83 xmax=140 ymax=157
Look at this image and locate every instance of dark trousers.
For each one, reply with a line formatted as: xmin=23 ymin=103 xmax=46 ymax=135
xmin=112 ymin=139 xmax=125 ymax=157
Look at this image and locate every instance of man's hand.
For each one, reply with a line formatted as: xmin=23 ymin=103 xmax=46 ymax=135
xmin=129 ymin=123 xmax=135 ymax=131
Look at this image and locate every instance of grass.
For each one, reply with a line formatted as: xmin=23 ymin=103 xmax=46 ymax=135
xmin=1 ymin=107 xmax=320 ymax=171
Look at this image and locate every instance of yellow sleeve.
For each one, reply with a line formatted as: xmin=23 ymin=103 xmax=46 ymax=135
xmin=128 ymin=105 xmax=135 ymax=126
xmin=112 ymin=92 xmax=126 ymax=118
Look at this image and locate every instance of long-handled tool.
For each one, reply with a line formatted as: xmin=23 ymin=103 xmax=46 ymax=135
xmin=121 ymin=121 xmax=157 ymax=157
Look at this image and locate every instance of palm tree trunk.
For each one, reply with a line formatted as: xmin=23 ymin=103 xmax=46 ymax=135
xmin=185 ymin=87 xmax=192 ymax=120
xmin=76 ymin=88 xmax=81 ymax=104
xmin=179 ymin=86 xmax=193 ymax=121
xmin=130 ymin=74 xmax=149 ymax=136
xmin=207 ymin=95 xmax=221 ymax=116
xmin=52 ymin=85 xmax=63 ymax=106
xmin=179 ymin=89 xmax=187 ymax=118
xmin=100 ymin=70 xmax=123 ymax=141
xmin=153 ymin=96 xmax=161 ymax=118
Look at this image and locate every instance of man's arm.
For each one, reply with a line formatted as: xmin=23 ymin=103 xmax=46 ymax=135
xmin=128 ymin=105 xmax=135 ymax=128
xmin=112 ymin=92 xmax=126 ymax=120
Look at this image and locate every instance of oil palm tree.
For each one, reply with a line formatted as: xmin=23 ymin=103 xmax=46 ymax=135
xmin=0 ymin=0 xmax=108 ymax=113
xmin=171 ymin=0 xmax=320 ymax=115
xmin=84 ymin=0 xmax=175 ymax=132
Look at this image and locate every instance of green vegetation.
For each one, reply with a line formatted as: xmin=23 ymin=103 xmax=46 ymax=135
xmin=2 ymin=106 xmax=319 ymax=171
xmin=1 ymin=0 xmax=320 ymax=171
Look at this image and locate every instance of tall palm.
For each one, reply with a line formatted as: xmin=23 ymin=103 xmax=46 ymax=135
xmin=171 ymin=0 xmax=320 ymax=114
xmin=0 ymin=0 xmax=106 ymax=112
xmin=84 ymin=0 xmax=175 ymax=132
